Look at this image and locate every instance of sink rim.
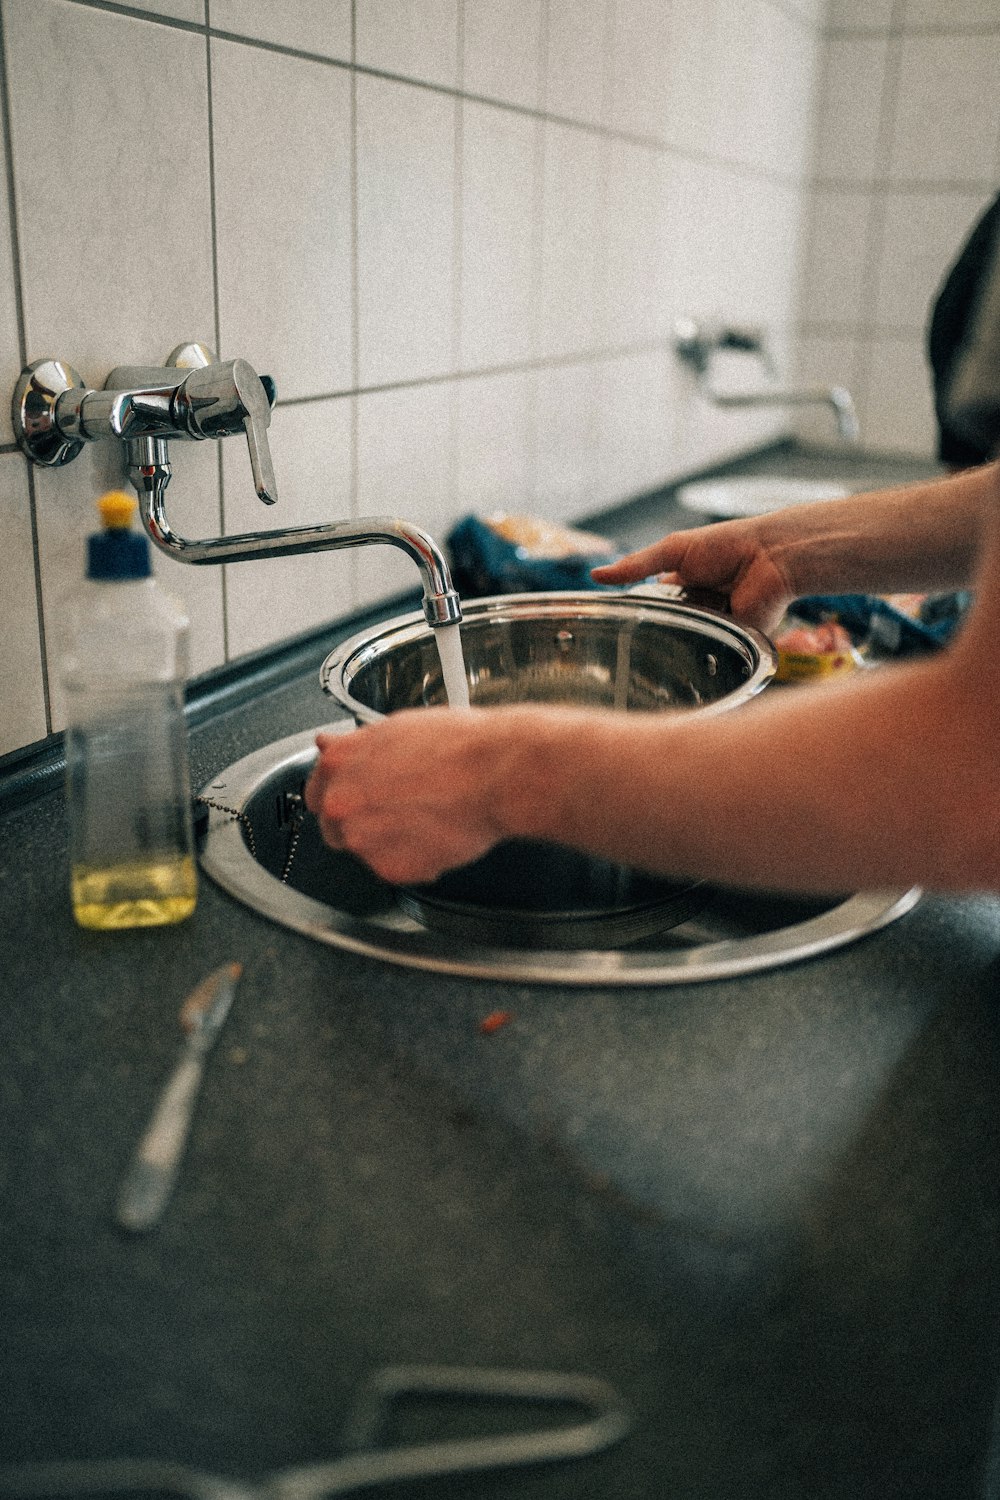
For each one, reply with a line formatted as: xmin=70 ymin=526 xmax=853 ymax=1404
xmin=197 ymin=727 xmax=921 ymax=987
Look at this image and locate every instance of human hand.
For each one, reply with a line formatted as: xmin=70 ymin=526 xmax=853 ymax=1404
xmin=591 ymin=518 xmax=798 ymax=634
xmin=303 ymin=710 xmax=513 ymax=886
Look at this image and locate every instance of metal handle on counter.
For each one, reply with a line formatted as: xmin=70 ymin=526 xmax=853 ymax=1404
xmin=116 ymin=1051 xmax=208 ymax=1233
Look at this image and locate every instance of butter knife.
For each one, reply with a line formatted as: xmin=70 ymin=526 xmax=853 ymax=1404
xmin=116 ymin=961 xmax=243 ymax=1233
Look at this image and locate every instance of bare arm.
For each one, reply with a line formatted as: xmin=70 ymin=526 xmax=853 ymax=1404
xmin=306 ymin=463 xmax=1000 ymax=895
xmin=592 ymin=462 xmax=997 ymax=633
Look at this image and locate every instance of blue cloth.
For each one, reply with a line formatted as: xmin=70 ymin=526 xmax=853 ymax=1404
xmin=447 ymin=514 xmax=619 ymax=597
xmin=792 ymin=592 xmax=972 ymax=655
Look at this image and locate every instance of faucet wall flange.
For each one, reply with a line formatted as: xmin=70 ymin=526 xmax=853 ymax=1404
xmin=12 ymin=358 xmax=87 ymax=467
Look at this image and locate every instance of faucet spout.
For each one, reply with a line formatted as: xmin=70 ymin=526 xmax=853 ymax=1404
xmin=672 ymin=320 xmax=861 ymax=444
xmin=128 ymin=439 xmax=463 ymax=628
xmin=708 ymin=385 xmax=860 ymax=444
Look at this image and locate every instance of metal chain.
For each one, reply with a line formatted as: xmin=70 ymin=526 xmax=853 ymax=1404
xmin=196 ymin=794 xmax=305 ymax=885
xmin=195 ymin=795 xmax=257 ymax=860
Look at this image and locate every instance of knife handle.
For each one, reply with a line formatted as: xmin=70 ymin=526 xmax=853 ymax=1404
xmin=116 ymin=1051 xmax=206 ymax=1233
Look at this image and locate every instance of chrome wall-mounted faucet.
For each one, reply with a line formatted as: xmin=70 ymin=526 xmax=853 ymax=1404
xmin=12 ymin=343 xmax=462 ymax=628
xmin=673 ymin=318 xmax=860 ymax=444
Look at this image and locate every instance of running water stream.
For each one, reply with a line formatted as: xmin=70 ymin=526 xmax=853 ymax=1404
xmin=434 ymin=621 xmax=471 ymax=709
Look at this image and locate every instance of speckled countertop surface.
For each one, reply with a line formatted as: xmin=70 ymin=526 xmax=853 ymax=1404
xmin=3 ymin=446 xmax=1000 ymax=1500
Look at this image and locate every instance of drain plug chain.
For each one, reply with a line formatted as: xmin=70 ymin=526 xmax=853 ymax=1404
xmin=196 ymin=792 xmax=305 ymax=884
xmin=195 ymin=794 xmax=258 ymax=861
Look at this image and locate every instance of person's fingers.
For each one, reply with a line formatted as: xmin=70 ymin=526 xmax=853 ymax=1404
xmin=591 ymin=535 xmax=689 ymax=582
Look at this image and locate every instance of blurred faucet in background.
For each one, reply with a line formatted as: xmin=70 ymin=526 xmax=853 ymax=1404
xmin=673 ymin=318 xmax=861 ymax=444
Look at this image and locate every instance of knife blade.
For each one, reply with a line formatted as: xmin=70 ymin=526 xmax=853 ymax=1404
xmin=116 ymin=961 xmax=243 ymax=1234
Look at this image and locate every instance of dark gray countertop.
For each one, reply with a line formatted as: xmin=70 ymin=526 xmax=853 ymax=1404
xmin=3 ymin=445 xmax=1000 ymax=1500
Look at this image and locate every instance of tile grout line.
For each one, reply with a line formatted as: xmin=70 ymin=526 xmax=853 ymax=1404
xmin=348 ymin=0 xmax=360 ymax=610
xmin=850 ymin=0 xmax=907 ymax=445
xmin=203 ymin=0 xmax=230 ymax=664
xmin=0 ymin=0 xmax=53 ymax=735
xmin=448 ymin=2 xmax=465 ymax=522
xmin=57 ymin=0 xmax=822 ymax=197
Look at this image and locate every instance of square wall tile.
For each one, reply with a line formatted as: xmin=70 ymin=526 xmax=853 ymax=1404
xmin=209 ymin=0 xmax=352 ymax=58
xmin=758 ymin=8 xmax=822 ymax=183
xmin=792 ymin=332 xmax=862 ymax=445
xmin=462 ymin=0 xmax=544 ymax=110
xmin=35 ymin=440 xmax=226 ymax=730
xmin=0 ymin=121 xmax=22 ymax=446
xmin=355 ymin=383 xmax=457 ymax=609
xmin=861 ymin=336 xmax=937 ymax=456
xmin=212 ymin=39 xmax=353 ymax=400
xmin=356 ymin=76 xmax=457 ymax=387
xmin=462 ymin=0 xmax=544 ymax=116
xmin=669 ymin=162 xmax=802 ymax=331
xmin=811 ymin=35 xmax=888 ymax=183
xmin=783 ymin=0 xmax=829 ymax=21
xmin=665 ymin=0 xmax=722 ymax=158
xmin=605 ymin=0 xmax=672 ymax=140
xmin=888 ymin=36 xmax=1000 ymax=184
xmin=6 ymin=2 xmax=215 ymax=380
xmin=356 ymin=0 xmax=459 ymax=89
xmin=904 ymin=0 xmax=1000 ymax=27
xmin=222 ymin=398 xmax=355 ymax=657
xmin=533 ymin=361 xmax=600 ymax=523
xmin=537 ymin=121 xmax=604 ymax=360
xmin=544 ymin=0 xmax=612 ymax=126
xmin=0 ymin=457 xmax=47 ymax=753
xmin=459 ymin=103 xmax=538 ymax=371
xmin=709 ymin=0 xmax=782 ymax=174
xmin=454 ymin=369 xmax=536 ymax=517
xmin=600 ymin=140 xmax=672 ymax=348
xmin=596 ymin=351 xmax=675 ymax=507
xmin=873 ymin=190 xmax=994 ymax=332
xmin=827 ymin=0 xmax=892 ymax=27
xmin=128 ymin=0 xmax=204 ymax=21
xmin=799 ymin=188 xmax=873 ymax=326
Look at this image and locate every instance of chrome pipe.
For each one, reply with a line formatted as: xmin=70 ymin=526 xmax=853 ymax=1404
xmin=128 ymin=438 xmax=463 ymax=629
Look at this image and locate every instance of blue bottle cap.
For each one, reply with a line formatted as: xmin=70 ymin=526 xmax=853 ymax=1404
xmin=87 ymin=491 xmax=151 ymax=580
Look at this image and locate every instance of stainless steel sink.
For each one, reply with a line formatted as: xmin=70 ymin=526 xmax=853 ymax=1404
xmin=197 ymin=726 xmax=921 ymax=987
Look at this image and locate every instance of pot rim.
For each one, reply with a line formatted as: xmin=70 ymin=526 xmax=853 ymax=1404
xmin=320 ymin=588 xmax=778 ymax=723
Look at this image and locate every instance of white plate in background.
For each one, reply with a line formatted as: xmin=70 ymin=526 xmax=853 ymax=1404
xmin=676 ymin=477 xmax=853 ymax=519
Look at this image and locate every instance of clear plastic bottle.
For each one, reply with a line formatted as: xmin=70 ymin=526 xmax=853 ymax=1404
xmin=62 ymin=491 xmax=197 ymax=929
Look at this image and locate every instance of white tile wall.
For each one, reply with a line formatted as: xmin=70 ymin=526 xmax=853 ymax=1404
xmin=827 ymin=0 xmax=893 ymax=29
xmin=872 ymin=189 xmax=994 ymax=331
xmin=888 ymin=35 xmax=1000 ymax=184
xmin=5 ymin=0 xmax=901 ymax=762
xmin=211 ymin=38 xmax=354 ymax=399
xmin=355 ymin=381 xmax=457 ymax=608
xmin=544 ymin=0 xmax=611 ymax=127
xmin=811 ymin=36 xmax=889 ymax=183
xmin=208 ymin=0 xmax=352 ymax=59
xmin=459 ymin=102 xmax=538 ymax=371
xmin=462 ymin=0 xmax=545 ymax=112
xmin=222 ymin=398 xmax=354 ymax=659
xmin=356 ymin=0 xmax=460 ymax=90
xmin=797 ymin=0 xmax=1000 ymax=460
xmin=536 ymin=119 xmax=604 ymax=360
xmin=454 ymin=369 xmax=536 ymax=516
xmin=355 ymin=74 xmax=457 ymax=386
xmin=0 ymin=458 xmax=47 ymax=753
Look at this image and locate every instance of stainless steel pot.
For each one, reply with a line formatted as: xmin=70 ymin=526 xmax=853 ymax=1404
xmin=320 ymin=588 xmax=776 ymax=721
xmin=318 ymin=590 xmax=777 ymax=950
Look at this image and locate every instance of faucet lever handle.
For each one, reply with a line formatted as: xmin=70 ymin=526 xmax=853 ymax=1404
xmin=243 ymin=406 xmax=278 ymax=506
xmin=177 ymin=358 xmax=278 ymax=504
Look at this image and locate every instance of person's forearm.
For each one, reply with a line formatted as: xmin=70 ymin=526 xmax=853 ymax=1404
xmin=502 ymin=644 xmax=999 ymax=895
xmin=765 ymin=461 xmax=997 ymax=598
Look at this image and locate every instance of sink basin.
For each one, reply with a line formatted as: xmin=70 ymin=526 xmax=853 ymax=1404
xmin=197 ymin=727 xmax=921 ymax=986
xmin=676 ymin=477 xmax=853 ymax=519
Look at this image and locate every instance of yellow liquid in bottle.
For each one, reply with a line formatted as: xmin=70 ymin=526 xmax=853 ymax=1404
xmin=71 ymin=855 xmax=197 ymax=930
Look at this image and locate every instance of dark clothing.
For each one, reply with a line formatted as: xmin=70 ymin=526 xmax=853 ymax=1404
xmin=928 ymin=194 xmax=1000 ymax=466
